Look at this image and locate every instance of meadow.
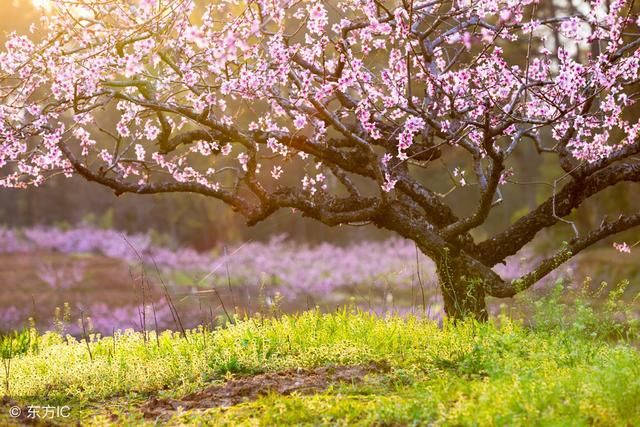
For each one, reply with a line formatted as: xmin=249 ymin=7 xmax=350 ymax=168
xmin=2 ymin=292 xmax=640 ymax=426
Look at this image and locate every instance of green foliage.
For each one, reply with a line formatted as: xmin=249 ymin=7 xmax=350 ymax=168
xmin=0 ymin=328 xmax=36 ymax=360
xmin=530 ymin=278 xmax=640 ymax=341
xmin=1 ymin=324 xmax=38 ymax=395
xmin=0 ymin=300 xmax=639 ymax=426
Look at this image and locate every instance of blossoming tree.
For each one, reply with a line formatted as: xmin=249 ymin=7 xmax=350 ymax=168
xmin=1 ymin=0 xmax=639 ymax=319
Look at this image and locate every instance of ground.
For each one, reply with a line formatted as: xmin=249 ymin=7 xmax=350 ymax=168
xmin=1 ymin=308 xmax=640 ymax=426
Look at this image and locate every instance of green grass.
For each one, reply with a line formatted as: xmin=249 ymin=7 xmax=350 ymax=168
xmin=1 ymin=300 xmax=640 ymax=426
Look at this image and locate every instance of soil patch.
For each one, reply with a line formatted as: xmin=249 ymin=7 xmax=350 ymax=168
xmin=141 ymin=362 xmax=386 ymax=419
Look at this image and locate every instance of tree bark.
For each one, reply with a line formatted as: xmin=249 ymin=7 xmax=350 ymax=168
xmin=435 ymin=249 xmax=488 ymax=321
xmin=375 ymin=204 xmax=494 ymax=321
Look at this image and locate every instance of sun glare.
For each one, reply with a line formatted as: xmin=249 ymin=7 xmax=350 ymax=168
xmin=31 ymin=0 xmax=52 ymax=10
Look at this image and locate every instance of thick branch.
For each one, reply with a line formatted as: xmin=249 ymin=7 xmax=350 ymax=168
xmin=375 ymin=202 xmax=507 ymax=292
xmin=488 ymin=213 xmax=640 ymax=297
xmin=478 ymin=162 xmax=640 ymax=266
xmin=443 ymin=155 xmax=504 ymax=238
xmin=59 ymin=143 xmax=254 ymax=216
xmin=271 ymin=188 xmax=381 ymax=226
xmin=158 ymin=129 xmax=226 ymax=154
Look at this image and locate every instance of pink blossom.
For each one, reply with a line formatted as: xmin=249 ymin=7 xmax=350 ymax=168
xmin=382 ymin=173 xmax=397 ymax=192
xmin=293 ymin=113 xmax=307 ymax=130
xmin=271 ymin=165 xmax=283 ymax=180
xmin=135 ymin=144 xmax=146 ymax=161
xmin=613 ymin=242 xmax=631 ymax=254
xmin=308 ymin=3 xmax=328 ymax=36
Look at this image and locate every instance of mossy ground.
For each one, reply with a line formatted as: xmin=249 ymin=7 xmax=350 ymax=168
xmin=1 ymin=294 xmax=640 ymax=426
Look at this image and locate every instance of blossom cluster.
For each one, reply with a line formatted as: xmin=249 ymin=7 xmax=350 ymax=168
xmin=0 ymin=0 xmax=635 ymax=198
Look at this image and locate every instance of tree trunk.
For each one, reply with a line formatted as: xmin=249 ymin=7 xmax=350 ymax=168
xmin=435 ymin=249 xmax=488 ymax=321
xmin=376 ymin=204 xmax=497 ymax=321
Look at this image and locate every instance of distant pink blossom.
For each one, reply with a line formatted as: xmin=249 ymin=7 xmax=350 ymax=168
xmin=613 ymin=242 xmax=631 ymax=254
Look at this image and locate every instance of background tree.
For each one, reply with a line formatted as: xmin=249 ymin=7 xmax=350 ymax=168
xmin=1 ymin=0 xmax=639 ymax=319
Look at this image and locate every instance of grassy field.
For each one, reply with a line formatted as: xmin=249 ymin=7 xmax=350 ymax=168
xmin=1 ymin=286 xmax=640 ymax=426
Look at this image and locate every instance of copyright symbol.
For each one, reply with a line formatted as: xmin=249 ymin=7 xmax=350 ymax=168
xmin=9 ymin=406 xmax=21 ymax=418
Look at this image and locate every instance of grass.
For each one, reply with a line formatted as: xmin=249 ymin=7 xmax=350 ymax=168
xmin=1 ymin=286 xmax=640 ymax=426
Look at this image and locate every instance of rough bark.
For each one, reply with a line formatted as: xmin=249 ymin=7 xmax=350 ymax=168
xmin=374 ymin=204 xmax=494 ymax=320
xmin=435 ymin=250 xmax=489 ymax=321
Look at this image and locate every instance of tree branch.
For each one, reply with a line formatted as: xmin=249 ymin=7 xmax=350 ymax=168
xmin=488 ymin=213 xmax=640 ymax=298
xmin=478 ymin=162 xmax=640 ymax=266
